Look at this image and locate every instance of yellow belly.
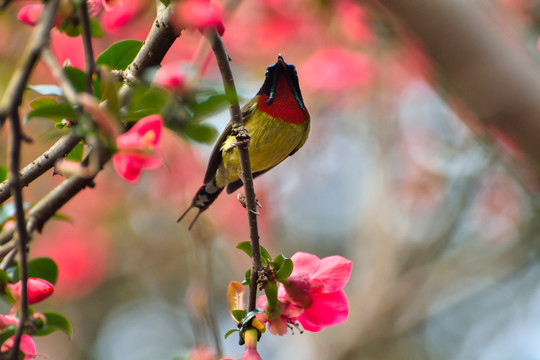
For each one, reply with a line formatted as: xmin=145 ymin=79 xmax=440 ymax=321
xmin=215 ymin=109 xmax=309 ymax=188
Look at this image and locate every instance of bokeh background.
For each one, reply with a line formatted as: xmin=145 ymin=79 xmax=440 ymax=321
xmin=2 ymin=0 xmax=540 ymax=359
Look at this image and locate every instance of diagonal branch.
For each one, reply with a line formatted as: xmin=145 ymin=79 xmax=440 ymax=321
xmin=204 ymin=28 xmax=262 ymax=312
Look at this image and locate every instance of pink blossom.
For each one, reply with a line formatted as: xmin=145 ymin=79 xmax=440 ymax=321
xmin=9 ymin=278 xmax=55 ymax=306
xmin=154 ymin=63 xmax=187 ymax=94
xmin=1 ymin=335 xmax=37 ymax=360
xmin=284 ymin=252 xmax=351 ymax=332
xmin=100 ymin=0 xmax=151 ymax=32
xmin=112 ymin=115 xmax=164 ymax=183
xmin=241 ymin=329 xmax=262 ymax=360
xmin=17 ymin=4 xmax=43 ymax=26
xmin=256 ymin=252 xmax=352 ymax=334
xmin=188 ymin=345 xmax=216 ymax=360
xmin=174 ymin=0 xmax=225 ymax=36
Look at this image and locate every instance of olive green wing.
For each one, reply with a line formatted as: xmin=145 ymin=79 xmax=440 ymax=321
xmin=203 ymin=98 xmax=258 ymax=184
xmin=225 ymin=121 xmax=309 ymax=194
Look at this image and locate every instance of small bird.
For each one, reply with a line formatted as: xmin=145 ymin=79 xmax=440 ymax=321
xmin=178 ymin=55 xmax=310 ymax=229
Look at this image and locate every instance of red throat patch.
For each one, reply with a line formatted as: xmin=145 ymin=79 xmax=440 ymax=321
xmin=257 ymin=77 xmax=310 ymax=125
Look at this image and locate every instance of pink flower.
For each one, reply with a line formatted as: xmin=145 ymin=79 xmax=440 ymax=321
xmin=9 ymin=278 xmax=55 ymax=306
xmin=100 ymin=0 xmax=152 ymax=32
xmin=284 ymin=252 xmax=351 ymax=332
xmin=188 ymin=345 xmax=216 ymax=360
xmin=256 ymin=252 xmax=352 ymax=334
xmin=174 ymin=0 xmax=225 ymax=36
xmin=17 ymin=4 xmax=43 ymax=26
xmin=112 ymin=115 xmax=164 ymax=183
xmin=1 ymin=335 xmax=36 ymax=360
xmin=154 ymin=63 xmax=187 ymax=94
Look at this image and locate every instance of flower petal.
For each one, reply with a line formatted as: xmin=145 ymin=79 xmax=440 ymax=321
xmin=113 ymin=153 xmax=143 ymax=183
xmin=290 ymin=252 xmax=320 ymax=277
xmin=297 ymin=290 xmax=349 ymax=332
xmin=313 ymin=255 xmax=352 ymax=292
xmin=131 ymin=115 xmax=163 ymax=145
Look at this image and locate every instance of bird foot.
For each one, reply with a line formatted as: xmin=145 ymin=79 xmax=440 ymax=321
xmin=226 ymin=127 xmax=251 ymax=150
xmin=237 ymin=193 xmax=262 ymax=214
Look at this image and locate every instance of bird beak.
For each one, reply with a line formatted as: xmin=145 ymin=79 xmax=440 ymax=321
xmin=276 ymin=54 xmax=287 ymax=68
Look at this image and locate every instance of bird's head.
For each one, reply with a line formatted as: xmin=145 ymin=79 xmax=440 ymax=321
xmin=256 ymin=55 xmax=309 ymax=124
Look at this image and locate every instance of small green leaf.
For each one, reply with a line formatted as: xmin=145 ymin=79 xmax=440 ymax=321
xmin=190 ymin=93 xmax=228 ymax=120
xmin=231 ymin=309 xmax=247 ymax=324
xmin=34 ymin=312 xmax=73 ymax=338
xmin=27 ymin=257 xmax=58 ymax=285
xmin=58 ymin=21 xmax=81 ymax=37
xmin=28 ymin=85 xmax=63 ymax=96
xmin=51 ymin=212 xmax=74 ymax=224
xmin=236 ymin=242 xmax=272 ymax=265
xmin=0 ymin=166 xmax=7 ymax=182
xmin=183 ymin=123 xmax=216 ymax=144
xmin=224 ymin=328 xmax=239 ymax=339
xmin=124 ymin=86 xmax=172 ymax=122
xmin=65 ymin=141 xmax=84 ymax=162
xmin=275 ymin=258 xmax=293 ymax=282
xmin=242 ymin=268 xmax=251 ymax=286
xmin=0 ymin=269 xmax=10 ymax=290
xmin=89 ymin=18 xmax=103 ymax=38
xmin=30 ymin=97 xmax=57 ymax=110
xmin=25 ymin=102 xmax=75 ymax=123
xmin=96 ymin=40 xmax=143 ymax=70
xmin=272 ymin=254 xmax=285 ymax=267
xmin=0 ymin=325 xmax=16 ymax=346
xmin=64 ymin=66 xmax=87 ymax=94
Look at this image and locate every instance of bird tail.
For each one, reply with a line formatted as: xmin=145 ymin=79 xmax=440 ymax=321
xmin=177 ymin=179 xmax=224 ymax=230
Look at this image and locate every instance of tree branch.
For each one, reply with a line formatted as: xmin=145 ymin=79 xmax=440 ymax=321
xmin=79 ymin=1 xmax=96 ymax=94
xmin=0 ymin=134 xmax=81 ymax=204
xmin=204 ymin=28 xmax=262 ymax=312
xmin=8 ymin=109 xmax=30 ymax=360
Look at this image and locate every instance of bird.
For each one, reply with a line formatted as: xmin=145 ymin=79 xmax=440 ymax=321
xmin=178 ymin=54 xmax=310 ymax=230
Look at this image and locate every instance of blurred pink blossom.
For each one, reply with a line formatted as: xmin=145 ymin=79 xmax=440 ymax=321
xmin=1 ymin=335 xmax=37 ymax=360
xmin=174 ymin=0 xmax=225 ymax=35
xmin=17 ymin=4 xmax=44 ymax=26
xmin=154 ymin=63 xmax=188 ymax=93
xmin=113 ymin=115 xmax=163 ymax=183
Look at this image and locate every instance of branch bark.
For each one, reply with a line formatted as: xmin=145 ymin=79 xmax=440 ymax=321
xmin=204 ymin=28 xmax=262 ymax=313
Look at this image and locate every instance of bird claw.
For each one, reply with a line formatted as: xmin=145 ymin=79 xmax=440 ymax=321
xmin=237 ymin=193 xmax=262 ymax=213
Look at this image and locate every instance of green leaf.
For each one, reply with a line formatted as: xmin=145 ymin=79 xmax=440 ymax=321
xmin=27 ymin=257 xmax=58 ymax=285
xmin=0 ymin=166 xmax=7 ymax=182
xmin=236 ymin=242 xmax=271 ymax=265
xmin=0 ymin=325 xmax=16 ymax=346
xmin=183 ymin=123 xmax=216 ymax=144
xmin=231 ymin=309 xmax=247 ymax=324
xmin=65 ymin=141 xmax=84 ymax=162
xmin=27 ymin=85 xmax=63 ymax=96
xmin=190 ymin=93 xmax=228 ymax=120
xmin=34 ymin=312 xmax=73 ymax=338
xmin=58 ymin=21 xmax=81 ymax=37
xmin=89 ymin=18 xmax=104 ymax=38
xmin=25 ymin=102 xmax=75 ymax=123
xmin=64 ymin=66 xmax=87 ymax=94
xmin=30 ymin=97 xmax=57 ymax=110
xmin=0 ymin=270 xmax=10 ymax=290
xmin=242 ymin=268 xmax=251 ymax=286
xmin=224 ymin=328 xmax=239 ymax=339
xmin=96 ymin=40 xmax=143 ymax=70
xmin=124 ymin=86 xmax=172 ymax=122
xmin=51 ymin=212 xmax=74 ymax=224
xmin=275 ymin=258 xmax=293 ymax=282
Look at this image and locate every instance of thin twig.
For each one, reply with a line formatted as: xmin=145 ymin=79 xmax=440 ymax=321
xmin=204 ymin=28 xmax=262 ymax=312
xmin=0 ymin=134 xmax=81 ymax=204
xmin=79 ymin=1 xmax=95 ymax=94
xmin=0 ymin=0 xmax=61 ymax=128
xmin=8 ymin=109 xmax=30 ymax=360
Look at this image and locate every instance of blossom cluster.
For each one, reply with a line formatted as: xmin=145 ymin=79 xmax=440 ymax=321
xmin=256 ymin=252 xmax=352 ymax=335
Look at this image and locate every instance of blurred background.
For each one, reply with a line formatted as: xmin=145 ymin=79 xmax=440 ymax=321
xmin=2 ymin=0 xmax=540 ymax=359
